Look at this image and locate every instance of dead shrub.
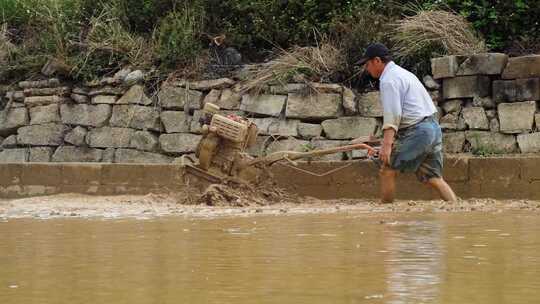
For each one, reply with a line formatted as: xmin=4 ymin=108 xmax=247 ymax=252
xmin=239 ymin=40 xmax=346 ymax=94
xmin=392 ymin=9 xmax=487 ymax=59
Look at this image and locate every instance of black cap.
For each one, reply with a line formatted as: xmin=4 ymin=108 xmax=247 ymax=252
xmin=357 ymin=43 xmax=390 ymax=66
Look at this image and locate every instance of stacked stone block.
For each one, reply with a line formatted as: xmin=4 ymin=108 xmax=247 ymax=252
xmin=239 ymin=83 xmax=383 ymax=161
xmin=432 ymin=53 xmax=540 ymax=154
xmin=0 ymin=68 xmax=180 ymax=163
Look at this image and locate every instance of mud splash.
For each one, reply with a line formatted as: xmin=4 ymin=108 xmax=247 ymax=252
xmin=194 ymin=181 xmax=298 ymax=206
xmin=1 ymin=189 xmax=539 ymax=219
xmin=0 ymin=180 xmax=301 ymax=219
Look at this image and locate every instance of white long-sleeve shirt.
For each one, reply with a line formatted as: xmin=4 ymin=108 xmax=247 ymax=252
xmin=379 ymin=61 xmax=437 ymax=131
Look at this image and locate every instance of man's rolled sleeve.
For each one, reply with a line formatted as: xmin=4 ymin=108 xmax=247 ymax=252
xmin=380 ymin=81 xmax=402 ymax=132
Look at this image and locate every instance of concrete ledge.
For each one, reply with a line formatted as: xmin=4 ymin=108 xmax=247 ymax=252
xmin=0 ymin=163 xmax=186 ymax=198
xmin=1 ymin=156 xmax=540 ymax=200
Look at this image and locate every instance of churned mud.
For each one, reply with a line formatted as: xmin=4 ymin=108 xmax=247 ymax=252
xmin=0 ymin=181 xmax=539 ymax=219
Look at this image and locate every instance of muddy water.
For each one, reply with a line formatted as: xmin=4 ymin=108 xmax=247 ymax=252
xmin=1 ymin=212 xmax=540 ymax=304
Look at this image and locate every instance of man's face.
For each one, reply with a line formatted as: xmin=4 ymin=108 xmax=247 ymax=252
xmin=365 ymin=57 xmax=384 ymax=79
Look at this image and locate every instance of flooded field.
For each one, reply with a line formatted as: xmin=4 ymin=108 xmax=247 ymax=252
xmin=1 ymin=210 xmax=540 ymax=303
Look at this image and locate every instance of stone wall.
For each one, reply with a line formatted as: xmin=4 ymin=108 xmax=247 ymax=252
xmin=0 ymin=70 xmax=382 ymax=163
xmin=0 ymin=53 xmax=539 ymax=163
xmin=431 ymin=53 xmax=540 ymax=154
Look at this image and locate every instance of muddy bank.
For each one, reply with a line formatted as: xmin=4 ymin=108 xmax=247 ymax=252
xmin=1 ymin=192 xmax=539 ymax=219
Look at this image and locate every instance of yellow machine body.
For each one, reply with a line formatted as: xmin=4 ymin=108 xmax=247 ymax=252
xmin=195 ymin=109 xmax=258 ymax=179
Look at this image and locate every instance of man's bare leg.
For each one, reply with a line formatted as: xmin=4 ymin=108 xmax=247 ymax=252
xmin=379 ymin=166 xmax=397 ymax=203
xmin=426 ymin=177 xmax=457 ymax=202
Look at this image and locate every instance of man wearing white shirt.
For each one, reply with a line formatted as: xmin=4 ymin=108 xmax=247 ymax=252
xmin=356 ymin=43 xmax=457 ymax=203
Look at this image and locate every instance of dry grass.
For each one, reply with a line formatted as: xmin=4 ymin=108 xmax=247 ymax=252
xmin=0 ymin=23 xmax=47 ymax=83
xmin=72 ymin=4 xmax=154 ymax=78
xmin=171 ymin=51 xmax=211 ymax=80
xmin=392 ymin=10 xmax=486 ymax=59
xmin=85 ymin=10 xmax=152 ymax=66
xmin=0 ymin=24 xmax=15 ymax=65
xmin=507 ymin=36 xmax=540 ymax=57
xmin=239 ymin=41 xmax=346 ymax=94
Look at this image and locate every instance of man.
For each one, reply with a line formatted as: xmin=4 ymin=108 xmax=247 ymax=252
xmin=355 ymin=43 xmax=457 ymax=203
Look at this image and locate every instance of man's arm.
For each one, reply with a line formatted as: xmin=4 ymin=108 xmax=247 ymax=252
xmin=379 ymin=81 xmax=402 ymax=166
xmin=380 ymin=128 xmax=396 ymax=166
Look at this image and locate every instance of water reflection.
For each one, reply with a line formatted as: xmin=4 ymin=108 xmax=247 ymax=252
xmin=1 ymin=213 xmax=540 ymax=304
xmin=385 ymin=220 xmax=443 ymax=303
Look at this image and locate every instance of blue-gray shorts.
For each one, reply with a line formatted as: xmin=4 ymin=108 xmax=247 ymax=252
xmin=390 ymin=116 xmax=443 ymax=182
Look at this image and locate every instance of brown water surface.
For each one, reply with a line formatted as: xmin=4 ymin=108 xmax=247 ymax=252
xmin=1 ymin=212 xmax=539 ymax=303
